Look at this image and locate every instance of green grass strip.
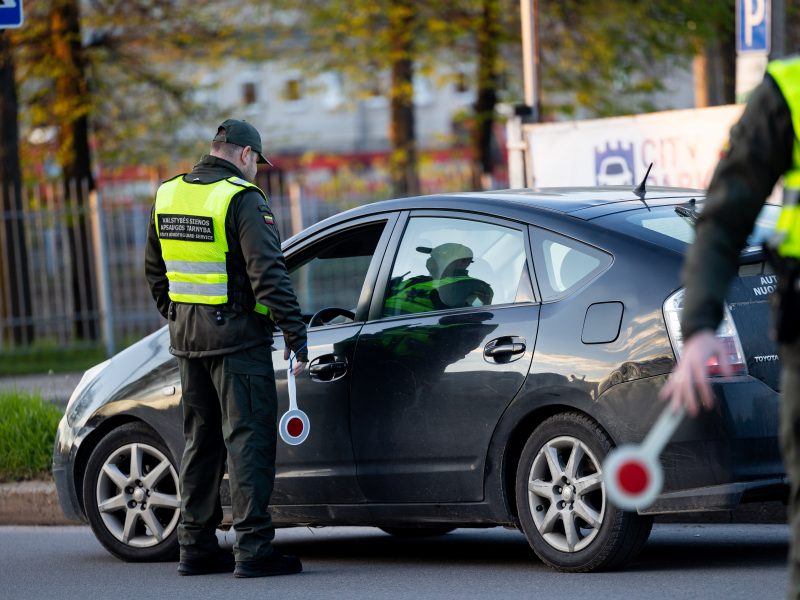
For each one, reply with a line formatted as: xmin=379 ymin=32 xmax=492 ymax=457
xmin=0 ymin=390 xmax=63 ymax=482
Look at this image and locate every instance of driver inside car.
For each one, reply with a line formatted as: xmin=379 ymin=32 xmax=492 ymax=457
xmin=383 ymin=243 xmax=494 ymax=316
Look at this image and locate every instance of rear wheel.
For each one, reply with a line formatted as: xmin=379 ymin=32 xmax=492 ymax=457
xmin=515 ymin=413 xmax=652 ymax=572
xmin=82 ymin=423 xmax=181 ymax=562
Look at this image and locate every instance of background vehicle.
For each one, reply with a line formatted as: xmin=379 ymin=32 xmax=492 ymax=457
xmin=54 ymin=187 xmax=786 ymax=572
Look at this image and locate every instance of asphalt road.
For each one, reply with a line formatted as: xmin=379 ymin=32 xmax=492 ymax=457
xmin=0 ymin=524 xmax=789 ymax=600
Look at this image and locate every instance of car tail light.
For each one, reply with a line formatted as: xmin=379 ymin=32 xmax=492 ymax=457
xmin=663 ymin=288 xmax=748 ymax=376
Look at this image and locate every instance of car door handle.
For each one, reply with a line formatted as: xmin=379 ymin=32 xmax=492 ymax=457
xmin=484 ymin=337 xmax=526 ymax=363
xmin=308 ymin=356 xmax=349 ymax=381
xmin=485 ymin=343 xmax=525 ymax=356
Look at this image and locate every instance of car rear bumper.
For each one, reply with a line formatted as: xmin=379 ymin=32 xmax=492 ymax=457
xmin=667 ymin=376 xmax=784 ymax=489
xmin=600 ymin=374 xmax=785 ymax=513
xmin=641 ymin=477 xmax=788 ymax=514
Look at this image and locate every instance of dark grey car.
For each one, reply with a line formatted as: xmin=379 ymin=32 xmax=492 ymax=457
xmin=53 ymin=187 xmax=787 ymax=572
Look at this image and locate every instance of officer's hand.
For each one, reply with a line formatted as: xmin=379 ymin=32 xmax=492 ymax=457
xmin=659 ymin=329 xmax=732 ymax=417
xmin=284 ymin=348 xmax=308 ymax=376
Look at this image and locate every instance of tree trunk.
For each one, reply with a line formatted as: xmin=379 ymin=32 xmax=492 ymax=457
xmin=0 ymin=32 xmax=34 ymax=346
xmin=719 ymin=41 xmax=736 ymax=104
xmin=388 ymin=0 xmax=420 ymax=197
xmin=716 ymin=4 xmax=736 ymax=105
xmin=471 ymin=0 xmax=500 ymax=191
xmin=51 ymin=0 xmax=98 ymax=341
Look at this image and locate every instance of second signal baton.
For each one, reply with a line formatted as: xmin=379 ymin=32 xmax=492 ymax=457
xmin=603 ymin=404 xmax=686 ymax=511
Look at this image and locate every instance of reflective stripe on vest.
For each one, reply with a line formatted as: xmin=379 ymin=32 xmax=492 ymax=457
xmin=767 ymin=58 xmax=800 ymax=257
xmin=155 ymin=176 xmax=271 ymax=316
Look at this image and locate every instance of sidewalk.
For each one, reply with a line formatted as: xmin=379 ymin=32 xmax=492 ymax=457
xmin=0 ymin=372 xmax=83 ymax=407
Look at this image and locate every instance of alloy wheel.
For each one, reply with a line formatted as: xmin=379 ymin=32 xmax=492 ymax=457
xmin=525 ymin=435 xmax=605 ymax=553
xmin=95 ymin=442 xmax=181 ymax=549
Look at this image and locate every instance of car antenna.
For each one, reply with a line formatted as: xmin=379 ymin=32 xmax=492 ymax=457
xmin=633 ymin=162 xmax=654 ymax=208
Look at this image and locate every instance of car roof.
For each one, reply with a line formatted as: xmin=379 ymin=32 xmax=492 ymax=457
xmin=284 ymin=186 xmax=705 ymax=246
xmin=458 ymin=186 xmax=704 ymax=214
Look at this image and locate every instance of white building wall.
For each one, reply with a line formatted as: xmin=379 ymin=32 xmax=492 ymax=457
xmin=197 ymin=60 xmax=476 ymax=155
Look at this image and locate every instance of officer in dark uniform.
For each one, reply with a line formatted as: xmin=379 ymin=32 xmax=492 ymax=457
xmin=145 ymin=119 xmax=308 ymax=578
xmin=660 ymin=58 xmax=799 ymax=596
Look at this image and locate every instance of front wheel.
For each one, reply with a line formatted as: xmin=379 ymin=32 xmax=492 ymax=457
xmin=82 ymin=423 xmax=181 ymax=562
xmin=515 ymin=413 xmax=652 ymax=572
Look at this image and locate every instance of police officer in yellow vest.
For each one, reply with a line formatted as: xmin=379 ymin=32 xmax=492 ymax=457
xmin=145 ymin=119 xmax=308 ymax=578
xmin=660 ymin=58 xmax=800 ymax=596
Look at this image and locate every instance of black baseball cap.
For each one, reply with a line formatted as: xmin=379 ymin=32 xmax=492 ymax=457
xmin=213 ymin=119 xmax=273 ymax=166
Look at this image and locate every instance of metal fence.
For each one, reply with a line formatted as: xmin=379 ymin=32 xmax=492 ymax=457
xmin=0 ymin=162 xmax=473 ymax=357
xmin=0 ymin=179 xmax=162 ymax=356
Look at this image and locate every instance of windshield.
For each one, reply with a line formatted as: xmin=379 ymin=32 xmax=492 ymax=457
xmin=603 ymin=202 xmax=780 ymax=251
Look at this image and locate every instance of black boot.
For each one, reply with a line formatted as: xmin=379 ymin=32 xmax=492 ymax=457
xmin=177 ymin=548 xmax=235 ymax=576
xmin=233 ymin=553 xmax=303 ymax=578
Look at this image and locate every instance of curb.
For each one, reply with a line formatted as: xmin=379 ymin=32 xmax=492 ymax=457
xmin=0 ymin=480 xmax=79 ymax=526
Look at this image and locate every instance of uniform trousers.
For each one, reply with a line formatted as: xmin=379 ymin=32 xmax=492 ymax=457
xmin=176 ymin=346 xmax=278 ymax=562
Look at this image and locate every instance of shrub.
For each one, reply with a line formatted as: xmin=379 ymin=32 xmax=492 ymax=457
xmin=0 ymin=391 xmax=63 ymax=482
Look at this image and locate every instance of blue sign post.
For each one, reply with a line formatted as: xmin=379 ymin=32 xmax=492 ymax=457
xmin=0 ymin=0 xmax=23 ymax=29
xmin=737 ymin=0 xmax=770 ymax=54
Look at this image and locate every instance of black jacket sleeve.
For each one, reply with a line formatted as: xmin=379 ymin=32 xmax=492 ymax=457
xmin=680 ymin=75 xmax=795 ymax=341
xmin=232 ymin=190 xmax=308 ymax=359
xmin=144 ymin=205 xmax=170 ymax=320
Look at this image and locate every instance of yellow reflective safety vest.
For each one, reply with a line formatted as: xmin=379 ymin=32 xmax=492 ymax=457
xmin=154 ymin=175 xmax=270 ymax=316
xmin=768 ymin=58 xmax=800 ymax=258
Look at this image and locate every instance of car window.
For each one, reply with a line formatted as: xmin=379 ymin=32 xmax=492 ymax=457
xmin=531 ymin=228 xmax=612 ymax=301
xmin=289 ymin=222 xmax=385 ymax=318
xmin=618 ymin=203 xmax=779 ymax=250
xmin=383 ymin=217 xmax=532 ymax=317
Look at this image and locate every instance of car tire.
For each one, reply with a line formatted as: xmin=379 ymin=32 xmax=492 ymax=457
xmin=82 ymin=422 xmax=181 ymax=562
xmin=379 ymin=527 xmax=456 ymax=538
xmin=515 ymin=412 xmax=653 ymax=572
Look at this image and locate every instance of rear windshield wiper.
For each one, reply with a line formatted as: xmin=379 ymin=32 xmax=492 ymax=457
xmin=674 ymin=203 xmax=700 ymax=222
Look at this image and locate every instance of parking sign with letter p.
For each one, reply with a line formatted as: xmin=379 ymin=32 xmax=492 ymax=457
xmin=737 ymin=0 xmax=770 ymax=53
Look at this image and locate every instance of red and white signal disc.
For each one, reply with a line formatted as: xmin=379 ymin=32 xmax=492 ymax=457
xmin=603 ymin=404 xmax=685 ymax=511
xmin=279 ymin=408 xmax=310 ymax=446
xmin=603 ymin=445 xmax=663 ymax=511
xmin=279 ymin=359 xmax=310 ymax=446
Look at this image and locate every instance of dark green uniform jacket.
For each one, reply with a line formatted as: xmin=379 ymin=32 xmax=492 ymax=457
xmin=680 ymin=73 xmax=795 ymax=341
xmin=145 ymin=155 xmax=307 ymax=359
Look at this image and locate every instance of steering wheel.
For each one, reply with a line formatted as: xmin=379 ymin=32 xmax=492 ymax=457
xmin=309 ymin=307 xmax=355 ymax=328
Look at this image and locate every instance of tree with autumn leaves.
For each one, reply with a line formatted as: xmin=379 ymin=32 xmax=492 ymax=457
xmin=0 ymin=0 xmax=273 ymax=343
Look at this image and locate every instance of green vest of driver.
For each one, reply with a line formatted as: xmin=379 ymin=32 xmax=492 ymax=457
xmin=384 ymin=276 xmax=438 ymax=315
xmin=154 ymin=175 xmax=270 ymax=316
xmin=768 ymin=57 xmax=800 ymax=258
xmin=384 ymin=274 xmax=493 ymax=316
